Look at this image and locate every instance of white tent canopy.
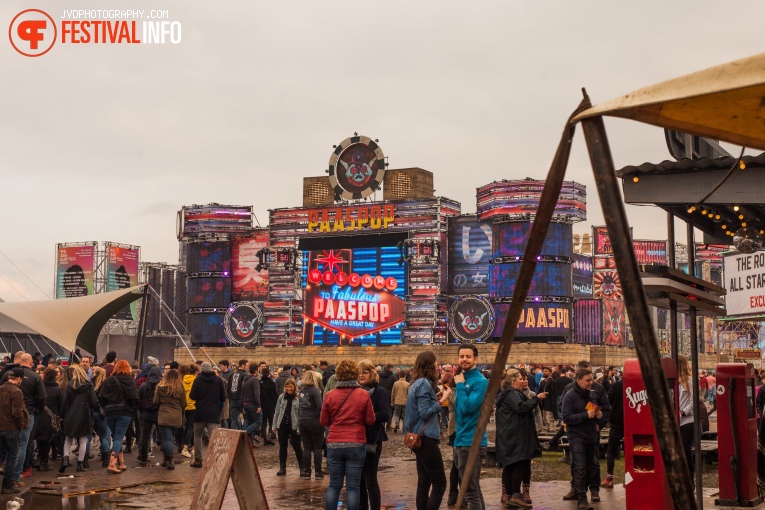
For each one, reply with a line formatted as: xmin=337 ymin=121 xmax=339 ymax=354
xmin=0 ymin=285 xmax=146 ymax=354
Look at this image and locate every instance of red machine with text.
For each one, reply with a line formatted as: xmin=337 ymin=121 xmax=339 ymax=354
xmin=715 ymin=363 xmax=761 ymax=507
xmin=623 ymin=358 xmax=678 ymax=510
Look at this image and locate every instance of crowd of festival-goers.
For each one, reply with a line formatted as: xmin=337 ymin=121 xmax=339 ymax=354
xmin=0 ymin=347 xmax=750 ymax=509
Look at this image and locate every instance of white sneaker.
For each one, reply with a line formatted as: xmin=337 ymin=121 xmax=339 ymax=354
xmin=181 ymin=447 xmax=192 ymax=458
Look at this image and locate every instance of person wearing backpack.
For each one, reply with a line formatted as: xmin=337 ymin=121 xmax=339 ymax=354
xmin=227 ymin=360 xmax=248 ymax=430
xmin=137 ymin=367 xmax=162 ymax=467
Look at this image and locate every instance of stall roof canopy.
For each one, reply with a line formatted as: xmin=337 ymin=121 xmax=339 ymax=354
xmin=615 ymin=153 xmax=765 ymax=244
xmin=573 ymin=52 xmax=765 ymax=151
xmin=0 ymin=285 xmax=145 ymax=355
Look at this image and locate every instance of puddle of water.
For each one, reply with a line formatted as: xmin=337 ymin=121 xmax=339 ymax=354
xmin=17 ymin=492 xmax=120 ymax=510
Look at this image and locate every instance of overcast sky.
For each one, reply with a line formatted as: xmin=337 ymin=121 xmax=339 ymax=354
xmin=0 ymin=1 xmax=761 ymax=302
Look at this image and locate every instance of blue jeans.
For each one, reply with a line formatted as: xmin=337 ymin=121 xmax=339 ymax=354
xmin=325 ymin=445 xmax=366 ymax=510
xmin=158 ymin=426 xmax=177 ymax=459
xmin=244 ymin=405 xmax=262 ymax=438
xmin=86 ymin=411 xmax=111 ymax=456
xmin=12 ymin=413 xmax=34 ymax=482
xmin=0 ymin=430 xmax=19 ymax=487
xmin=105 ymin=415 xmax=132 ymax=454
xmin=230 ymin=400 xmax=243 ymax=430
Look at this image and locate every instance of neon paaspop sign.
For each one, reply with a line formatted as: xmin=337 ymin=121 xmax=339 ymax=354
xmin=304 ymin=270 xmax=405 ymax=339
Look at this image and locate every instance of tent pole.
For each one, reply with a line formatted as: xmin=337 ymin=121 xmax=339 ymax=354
xmin=580 ymin=109 xmax=696 ymax=510
xmin=134 ymin=285 xmax=150 ymax=364
xmin=25 ymin=333 xmax=42 ymax=358
xmin=0 ymin=332 xmax=9 ymax=355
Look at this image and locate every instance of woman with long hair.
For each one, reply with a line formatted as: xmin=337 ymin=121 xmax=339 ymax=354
xmin=677 ymin=354 xmax=695 ymax=478
xmin=98 ymin=360 xmax=138 ymax=474
xmin=321 ymin=360 xmax=375 ymax=510
xmin=153 ymin=368 xmax=186 ymax=470
xmin=59 ymin=366 xmax=100 ymax=473
xmin=36 ymin=367 xmax=63 ymax=471
xmin=495 ymin=369 xmax=543 ymax=508
xmin=273 ymin=378 xmax=304 ymax=476
xmin=405 ymin=350 xmax=451 ymax=510
xmin=298 ymin=370 xmax=324 ymax=479
xmin=357 ymin=359 xmax=391 ymax=510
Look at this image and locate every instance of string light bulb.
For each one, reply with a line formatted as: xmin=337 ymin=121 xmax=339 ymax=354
xmin=708 ymin=213 xmax=714 ymax=218
xmin=701 ymin=209 xmax=707 ymax=215
xmin=742 ymin=222 xmax=747 ymax=227
xmin=739 ymin=214 xmax=745 ymax=220
xmin=687 ymin=206 xmax=695 ymax=213
xmin=632 ymin=176 xmax=639 ymax=183
xmin=722 ymin=224 xmax=727 ymax=230
xmin=715 ymin=214 xmax=721 ymax=220
xmin=740 ymin=161 xmax=746 ymax=170
xmin=734 ymin=205 xmax=740 ymax=211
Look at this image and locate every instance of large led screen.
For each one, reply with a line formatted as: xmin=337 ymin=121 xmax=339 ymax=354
xmin=231 ymin=230 xmax=269 ymax=300
xmin=105 ymin=245 xmax=139 ymax=320
xmin=186 ymin=242 xmax=230 ymax=273
xmin=489 ymin=262 xmax=572 ymax=298
xmin=188 ymin=278 xmax=231 ymax=308
xmin=572 ymin=254 xmax=593 ymax=298
xmin=55 ymin=244 xmax=96 ymax=298
xmin=448 ymin=216 xmax=492 ymax=295
xmin=493 ymin=302 xmax=572 ymax=341
xmin=302 ymin=246 xmax=406 ymax=346
xmin=493 ymin=221 xmax=572 ymax=258
xmin=188 ymin=313 xmax=226 ymax=345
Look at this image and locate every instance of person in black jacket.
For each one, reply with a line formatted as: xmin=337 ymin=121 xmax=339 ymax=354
xmin=358 ymin=359 xmax=391 ymax=510
xmin=59 ymin=366 xmax=99 ymax=473
xmin=35 ymin=367 xmax=62 ymax=472
xmin=496 ymin=369 xmax=543 ymax=508
xmin=1 ymin=353 xmax=45 ymax=484
xmin=99 ymin=360 xmax=138 ymax=474
xmin=298 ymin=370 xmax=323 ymax=479
xmin=377 ymin=364 xmax=398 ymax=398
xmin=601 ymin=378 xmax=623 ymax=489
xmin=242 ymin=364 xmax=262 ymax=443
xmin=137 ymin=367 xmax=162 ymax=467
xmin=561 ymin=368 xmax=609 ymax=510
xmin=227 ymin=360 xmax=248 ymax=430
xmin=259 ymin=368 xmax=278 ymax=445
xmin=189 ymin=362 xmax=226 ymax=468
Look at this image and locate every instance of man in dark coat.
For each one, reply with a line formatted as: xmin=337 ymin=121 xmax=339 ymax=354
xmin=601 ymin=377 xmax=623 ymax=489
xmin=137 ymin=367 xmax=162 ymax=466
xmin=189 ymin=362 xmax=226 ymax=467
xmin=2 ymin=353 xmax=45 ymax=484
xmin=561 ymin=368 xmax=610 ymax=510
xmin=377 ymin=364 xmax=398 ymax=397
xmin=259 ymin=368 xmax=278 ymax=445
xmin=275 ymin=365 xmax=293 ymax=395
xmin=0 ymin=369 xmax=26 ymax=493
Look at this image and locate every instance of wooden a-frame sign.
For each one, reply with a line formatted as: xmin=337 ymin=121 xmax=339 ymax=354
xmin=190 ymin=429 xmax=270 ymax=510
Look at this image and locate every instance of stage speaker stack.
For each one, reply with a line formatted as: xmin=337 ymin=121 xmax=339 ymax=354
xmin=186 ymin=241 xmax=231 ymax=346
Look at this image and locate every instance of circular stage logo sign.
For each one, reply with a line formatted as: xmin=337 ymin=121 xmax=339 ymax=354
xmin=224 ymin=302 xmax=263 ymax=346
xmin=328 ymin=135 xmax=386 ymax=201
xmin=448 ymin=295 xmax=496 ymax=343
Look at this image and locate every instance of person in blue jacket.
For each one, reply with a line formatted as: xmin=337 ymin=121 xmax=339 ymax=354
xmin=452 ymin=344 xmax=488 ymax=510
xmin=405 ymin=350 xmax=451 ymax=510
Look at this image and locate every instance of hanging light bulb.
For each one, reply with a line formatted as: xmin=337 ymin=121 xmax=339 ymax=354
xmin=722 ymin=224 xmax=727 ymax=230
xmin=742 ymin=222 xmax=747 ymax=227
xmin=701 ymin=209 xmax=707 ymax=215
xmin=715 ymin=214 xmax=721 ymax=220
xmin=739 ymin=214 xmax=745 ymax=220
xmin=708 ymin=213 xmax=714 ymax=218
xmin=632 ymin=176 xmax=639 ymax=183
xmin=734 ymin=205 xmax=740 ymax=211
xmin=739 ymin=161 xmax=746 ymax=170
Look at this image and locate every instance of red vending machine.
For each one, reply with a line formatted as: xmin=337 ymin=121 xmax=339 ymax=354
xmin=623 ymin=358 xmax=678 ymax=510
xmin=715 ymin=363 xmax=762 ymax=507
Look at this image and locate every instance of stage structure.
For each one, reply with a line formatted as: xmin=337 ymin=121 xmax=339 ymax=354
xmin=177 ymin=135 xmax=690 ymax=348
